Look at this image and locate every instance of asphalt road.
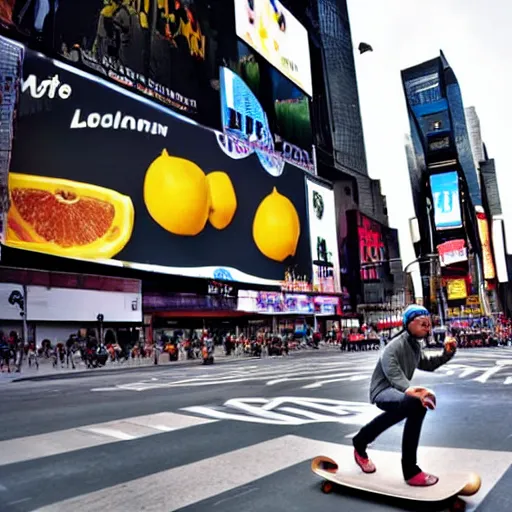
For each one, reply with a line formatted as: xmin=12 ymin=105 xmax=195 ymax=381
xmin=0 ymin=347 xmax=511 ymax=512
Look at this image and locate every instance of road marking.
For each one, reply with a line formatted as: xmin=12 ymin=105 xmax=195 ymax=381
xmin=7 ymin=498 xmax=32 ymax=506
xmin=302 ymin=375 xmax=370 ymax=389
xmin=0 ymin=413 xmax=216 ymax=467
xmin=183 ymin=397 xmax=381 ymax=426
xmin=213 ymin=486 xmax=258 ymax=507
xmin=37 ymin=435 xmax=326 ymax=511
xmin=473 ymin=365 xmax=504 ymax=383
xmin=90 ymin=359 xmax=378 ymax=392
xmin=36 ymin=436 xmax=512 ymax=512
xmin=83 ymin=428 xmax=136 ymax=441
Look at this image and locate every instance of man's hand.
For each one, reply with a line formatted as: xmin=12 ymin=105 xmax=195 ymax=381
xmin=444 ymin=336 xmax=457 ymax=354
xmin=405 ymin=386 xmax=437 ymax=410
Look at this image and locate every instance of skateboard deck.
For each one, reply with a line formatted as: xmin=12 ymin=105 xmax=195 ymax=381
xmin=311 ymin=455 xmax=481 ymax=503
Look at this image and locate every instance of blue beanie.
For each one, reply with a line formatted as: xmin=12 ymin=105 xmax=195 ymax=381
xmin=403 ymin=305 xmax=430 ymax=328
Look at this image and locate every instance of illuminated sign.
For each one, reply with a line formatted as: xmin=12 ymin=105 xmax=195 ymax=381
xmin=234 ymin=0 xmax=312 ymax=96
xmin=357 ymin=213 xmax=387 ymax=282
xmin=446 ymin=278 xmax=467 ymax=300
xmin=492 ymin=218 xmax=509 ymax=283
xmin=430 ymin=171 xmax=462 ymax=230
xmin=477 ymin=213 xmax=496 ymax=280
xmin=466 ymin=295 xmax=480 ymax=306
xmin=219 ymin=66 xmax=313 ymax=175
xmin=437 ymin=239 xmax=467 ymax=267
xmin=446 ymin=306 xmax=482 ymax=318
xmin=237 ymin=290 xmax=339 ymax=314
xmin=306 ymin=179 xmax=341 ymax=293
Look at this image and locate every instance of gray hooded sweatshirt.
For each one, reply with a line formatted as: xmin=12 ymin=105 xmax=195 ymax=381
xmin=369 ymin=330 xmax=455 ymax=403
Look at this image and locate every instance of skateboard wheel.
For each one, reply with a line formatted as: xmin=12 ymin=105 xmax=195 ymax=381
xmin=321 ymin=480 xmax=334 ymax=494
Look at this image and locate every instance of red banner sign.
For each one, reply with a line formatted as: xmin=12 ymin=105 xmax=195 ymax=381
xmin=437 ymin=239 xmax=467 ymax=267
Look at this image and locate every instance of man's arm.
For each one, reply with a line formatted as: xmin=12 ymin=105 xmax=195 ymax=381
xmin=380 ymin=345 xmax=410 ymax=391
xmin=418 ymin=347 xmax=455 ymax=372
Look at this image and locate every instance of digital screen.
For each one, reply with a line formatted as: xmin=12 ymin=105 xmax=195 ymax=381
xmin=234 ymin=0 xmax=312 ymax=96
xmin=6 ymin=48 xmax=312 ymax=286
xmin=430 ymin=171 xmax=462 ymax=230
xmin=306 ymin=179 xmax=341 ymax=293
xmin=357 ymin=213 xmax=387 ymax=281
xmin=477 ymin=213 xmax=496 ymax=280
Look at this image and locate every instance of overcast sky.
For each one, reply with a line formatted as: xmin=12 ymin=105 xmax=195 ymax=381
xmin=346 ymin=0 xmax=512 ymax=296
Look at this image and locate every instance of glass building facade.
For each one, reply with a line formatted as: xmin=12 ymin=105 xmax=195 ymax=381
xmin=402 ymin=52 xmax=482 ymax=210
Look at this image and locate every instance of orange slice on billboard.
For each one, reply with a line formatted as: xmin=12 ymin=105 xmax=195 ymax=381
xmin=6 ymin=173 xmax=134 ymax=260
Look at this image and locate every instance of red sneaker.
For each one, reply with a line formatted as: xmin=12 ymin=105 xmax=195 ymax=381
xmin=407 ymin=472 xmax=439 ymax=486
xmin=353 ymin=449 xmax=376 ymax=473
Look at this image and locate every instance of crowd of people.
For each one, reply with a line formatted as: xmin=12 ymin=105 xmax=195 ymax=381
xmin=2 ymin=317 xmax=512 ymax=373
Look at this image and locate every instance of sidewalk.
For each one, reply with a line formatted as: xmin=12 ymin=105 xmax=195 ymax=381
xmin=5 ymin=350 xmax=250 ymax=383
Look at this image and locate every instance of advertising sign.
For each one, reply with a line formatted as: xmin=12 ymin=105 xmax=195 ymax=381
xmin=306 ymin=178 xmax=341 ymax=293
xmin=3 ymin=0 xmax=220 ymax=126
xmin=0 ymin=0 xmax=14 ymax=26
xmin=219 ymin=65 xmax=313 ymax=174
xmin=446 ymin=278 xmax=467 ymax=300
xmin=5 ymin=48 xmax=311 ymax=286
xmin=234 ymin=0 xmax=312 ymax=96
xmin=237 ymin=290 xmax=339 ymax=315
xmin=446 ymin=306 xmax=482 ymax=319
xmin=477 ymin=212 xmax=496 ymax=280
xmin=491 ymin=218 xmax=508 ymax=283
xmin=356 ymin=212 xmax=388 ymax=282
xmin=437 ymin=239 xmax=467 ymax=267
xmin=466 ymin=295 xmax=480 ymax=306
xmin=430 ymin=171 xmax=462 ymax=230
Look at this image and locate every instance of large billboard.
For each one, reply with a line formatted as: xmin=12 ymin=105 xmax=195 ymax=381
xmin=0 ymin=0 xmax=14 ymax=26
xmin=234 ymin=0 xmax=312 ymax=96
xmin=220 ymin=55 xmax=313 ymax=174
xmin=430 ymin=171 xmax=462 ymax=230
xmin=437 ymin=239 xmax=467 ymax=267
xmin=356 ymin=212 xmax=388 ymax=282
xmin=446 ymin=278 xmax=467 ymax=301
xmin=4 ymin=48 xmax=312 ymax=286
xmin=306 ymin=179 xmax=341 ymax=293
xmin=237 ymin=290 xmax=339 ymax=315
xmin=1 ymin=0 xmax=221 ymax=127
xmin=477 ymin=212 xmax=496 ymax=280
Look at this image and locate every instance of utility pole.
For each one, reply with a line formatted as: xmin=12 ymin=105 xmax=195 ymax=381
xmin=97 ymin=314 xmax=104 ymax=344
xmin=8 ymin=287 xmax=28 ymax=372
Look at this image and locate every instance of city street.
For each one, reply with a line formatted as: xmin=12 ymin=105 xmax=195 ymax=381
xmin=1 ymin=347 xmax=512 ymax=512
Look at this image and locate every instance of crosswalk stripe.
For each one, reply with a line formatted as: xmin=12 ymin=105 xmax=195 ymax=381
xmin=38 ymin=435 xmax=325 ymax=512
xmin=36 ymin=435 xmax=512 ymax=512
xmin=82 ymin=427 xmax=137 ymax=441
xmin=0 ymin=412 xmax=216 ymax=467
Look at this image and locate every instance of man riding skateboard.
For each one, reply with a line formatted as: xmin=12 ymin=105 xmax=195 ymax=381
xmin=352 ymin=305 xmax=457 ymax=487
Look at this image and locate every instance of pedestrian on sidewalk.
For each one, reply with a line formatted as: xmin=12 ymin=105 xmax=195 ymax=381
xmin=352 ymin=305 xmax=457 ymax=487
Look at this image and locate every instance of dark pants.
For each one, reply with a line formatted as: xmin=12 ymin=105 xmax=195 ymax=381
xmin=353 ymin=387 xmax=427 ymax=480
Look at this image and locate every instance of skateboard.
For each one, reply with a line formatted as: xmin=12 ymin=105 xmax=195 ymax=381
xmin=311 ymin=455 xmax=481 ymax=511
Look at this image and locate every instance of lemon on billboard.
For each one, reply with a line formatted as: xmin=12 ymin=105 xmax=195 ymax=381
xmin=446 ymin=278 xmax=467 ymax=300
xmin=234 ymin=0 xmax=312 ymax=96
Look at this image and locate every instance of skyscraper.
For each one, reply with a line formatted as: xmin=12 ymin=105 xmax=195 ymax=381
xmin=401 ymin=51 xmax=491 ymax=314
xmin=465 ymin=106 xmax=485 ymax=174
xmin=304 ymin=0 xmax=375 ymax=216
